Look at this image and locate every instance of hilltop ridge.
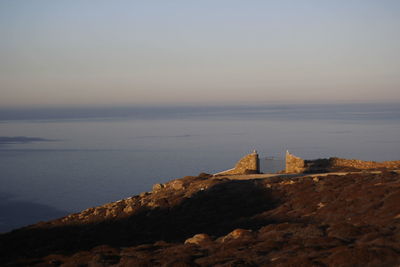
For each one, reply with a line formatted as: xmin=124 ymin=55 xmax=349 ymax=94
xmin=1 ymin=168 xmax=400 ymax=266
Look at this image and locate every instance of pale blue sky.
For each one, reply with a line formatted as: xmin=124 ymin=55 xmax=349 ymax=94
xmin=1 ymin=0 xmax=400 ymax=107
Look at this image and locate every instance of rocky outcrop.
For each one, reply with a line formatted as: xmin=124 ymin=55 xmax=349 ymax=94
xmin=215 ymin=150 xmax=260 ymax=175
xmin=56 ymin=174 xmax=213 ymax=225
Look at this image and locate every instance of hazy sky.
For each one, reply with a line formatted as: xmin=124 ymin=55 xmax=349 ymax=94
xmin=1 ymin=0 xmax=400 ymax=107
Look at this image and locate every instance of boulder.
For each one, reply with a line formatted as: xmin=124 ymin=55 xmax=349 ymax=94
xmin=152 ymin=183 xmax=164 ymax=192
xmin=184 ymin=234 xmax=212 ymax=245
xmin=170 ymin=180 xmax=184 ymax=190
xmin=219 ymin=229 xmax=254 ymax=243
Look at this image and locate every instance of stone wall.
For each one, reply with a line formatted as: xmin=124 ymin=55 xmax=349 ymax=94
xmin=285 ymin=151 xmax=400 ymax=174
xmin=215 ymin=151 xmax=260 ymax=175
xmin=285 ymin=151 xmax=305 ymax=173
xmin=329 ymin=158 xmax=400 ymax=171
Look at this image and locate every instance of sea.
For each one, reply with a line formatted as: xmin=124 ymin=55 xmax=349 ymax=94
xmin=1 ymin=103 xmax=400 ymax=232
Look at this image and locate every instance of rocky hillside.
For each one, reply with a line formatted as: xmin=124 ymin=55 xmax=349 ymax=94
xmin=1 ymin=171 xmax=400 ymax=266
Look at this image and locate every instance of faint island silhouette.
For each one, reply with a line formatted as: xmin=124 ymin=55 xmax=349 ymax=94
xmin=0 ymin=136 xmax=57 ymax=145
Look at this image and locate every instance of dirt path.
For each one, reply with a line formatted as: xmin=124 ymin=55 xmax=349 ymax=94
xmin=214 ymin=169 xmax=400 ymax=180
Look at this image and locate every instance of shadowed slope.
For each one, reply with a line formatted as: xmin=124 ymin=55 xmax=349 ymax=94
xmin=0 ymin=177 xmax=278 ymax=264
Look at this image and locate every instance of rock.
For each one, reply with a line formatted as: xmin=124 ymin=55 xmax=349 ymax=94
xmin=147 ymin=198 xmax=168 ymax=208
xmin=123 ymin=205 xmax=134 ymax=213
xmin=184 ymin=234 xmax=212 ymax=245
xmin=219 ymin=229 xmax=254 ymax=243
xmin=170 ymin=180 xmax=184 ymax=190
xmin=152 ymin=183 xmax=165 ymax=192
xmin=139 ymin=192 xmax=149 ymax=198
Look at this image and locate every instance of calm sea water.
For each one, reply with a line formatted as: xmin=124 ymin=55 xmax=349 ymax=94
xmin=1 ymin=104 xmax=400 ymax=232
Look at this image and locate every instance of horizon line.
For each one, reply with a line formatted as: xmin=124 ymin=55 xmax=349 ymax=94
xmin=1 ymin=101 xmax=400 ymax=110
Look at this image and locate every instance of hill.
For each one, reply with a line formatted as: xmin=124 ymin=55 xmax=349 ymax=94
xmin=1 ymin=171 xmax=400 ymax=266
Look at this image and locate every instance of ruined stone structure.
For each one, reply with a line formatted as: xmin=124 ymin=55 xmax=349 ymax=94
xmin=214 ymin=150 xmax=400 ymax=176
xmin=215 ymin=150 xmax=260 ymax=175
xmin=285 ymin=151 xmax=400 ymax=174
xmin=285 ymin=151 xmax=306 ymax=173
xmin=328 ymin=158 xmax=400 ymax=171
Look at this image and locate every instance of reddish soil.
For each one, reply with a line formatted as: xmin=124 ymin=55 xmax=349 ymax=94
xmin=1 ymin=171 xmax=400 ymax=266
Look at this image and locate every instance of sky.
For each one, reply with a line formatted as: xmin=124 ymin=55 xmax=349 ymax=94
xmin=1 ymin=0 xmax=400 ymax=108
